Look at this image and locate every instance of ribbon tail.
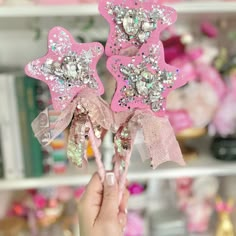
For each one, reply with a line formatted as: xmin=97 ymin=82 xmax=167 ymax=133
xmin=141 ymin=115 xmax=185 ymax=168
xmin=114 ymin=121 xmax=137 ymax=203
xmin=67 ymin=111 xmax=88 ymax=168
xmin=31 ymin=100 xmax=77 ymax=146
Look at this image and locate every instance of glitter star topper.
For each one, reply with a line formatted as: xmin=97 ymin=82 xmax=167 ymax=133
xmin=107 ymin=40 xmax=187 ymax=116
xmin=99 ymin=0 xmax=177 ymax=56
xmin=25 ymin=27 xmax=104 ymax=111
xmin=25 ymin=27 xmax=112 ymax=181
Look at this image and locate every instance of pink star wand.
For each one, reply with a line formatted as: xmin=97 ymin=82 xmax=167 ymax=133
xmin=25 ymin=27 xmax=113 ymax=181
xmin=107 ymin=39 xmax=188 ymax=197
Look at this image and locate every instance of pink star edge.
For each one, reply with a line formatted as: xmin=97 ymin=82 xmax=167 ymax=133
xmin=25 ymin=26 xmax=104 ymax=111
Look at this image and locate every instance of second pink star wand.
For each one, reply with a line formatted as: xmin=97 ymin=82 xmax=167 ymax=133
xmin=107 ymin=39 xmax=188 ymax=195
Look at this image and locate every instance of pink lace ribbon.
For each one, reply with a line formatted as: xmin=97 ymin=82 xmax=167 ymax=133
xmin=31 ymin=89 xmax=112 ymax=181
xmin=114 ymin=110 xmax=185 ymax=199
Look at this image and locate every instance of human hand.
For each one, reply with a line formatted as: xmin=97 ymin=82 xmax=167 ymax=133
xmin=78 ymin=172 xmax=130 ymax=236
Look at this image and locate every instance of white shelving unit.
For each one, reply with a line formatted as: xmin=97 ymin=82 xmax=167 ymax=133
xmin=0 ymin=154 xmax=235 ymax=190
xmin=0 ymin=2 xmax=236 ymax=17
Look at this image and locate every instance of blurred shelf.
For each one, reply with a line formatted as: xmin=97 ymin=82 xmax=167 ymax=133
xmin=170 ymin=1 xmax=236 ymax=14
xmin=0 ymin=4 xmax=98 ymax=17
xmin=0 ymin=154 xmax=235 ymax=190
xmin=0 ymin=2 xmax=236 ymax=17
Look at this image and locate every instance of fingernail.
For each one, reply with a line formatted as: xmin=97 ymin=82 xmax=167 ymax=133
xmin=125 ymin=208 xmax=128 ymax=214
xmin=106 ymin=172 xmax=115 ymax=186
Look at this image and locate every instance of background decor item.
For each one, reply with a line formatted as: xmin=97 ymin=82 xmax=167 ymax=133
xmin=176 ymin=127 xmax=206 ymax=161
xmin=125 ymin=212 xmax=145 ymax=236
xmin=150 ymin=207 xmax=186 ymax=236
xmin=209 ymin=54 xmax=236 ymax=162
xmin=211 ymin=137 xmax=236 ymax=161
xmin=176 ymin=176 xmax=219 ymax=233
xmin=215 ymin=197 xmax=234 ymax=236
xmin=0 ymin=217 xmax=27 ymax=236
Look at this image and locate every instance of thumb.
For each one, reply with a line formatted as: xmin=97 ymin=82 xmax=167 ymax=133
xmin=99 ymin=172 xmax=119 ymax=220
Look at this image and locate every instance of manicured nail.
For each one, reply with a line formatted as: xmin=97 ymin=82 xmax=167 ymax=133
xmin=125 ymin=208 xmax=128 ymax=214
xmin=106 ymin=172 xmax=115 ymax=186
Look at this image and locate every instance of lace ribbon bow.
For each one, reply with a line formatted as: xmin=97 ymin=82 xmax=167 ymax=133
xmin=113 ymin=110 xmax=185 ymax=197
xmin=31 ymin=89 xmax=112 ymax=181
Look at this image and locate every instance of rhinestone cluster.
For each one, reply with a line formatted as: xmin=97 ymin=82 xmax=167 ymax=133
xmin=28 ymin=47 xmax=102 ymax=106
xmin=67 ymin=108 xmax=89 ymax=167
xmin=41 ymin=50 xmax=99 ymax=98
xmin=117 ymin=44 xmax=178 ymax=112
xmin=67 ymin=105 xmax=102 ymax=167
xmin=115 ymin=126 xmax=131 ymax=158
xmin=106 ymin=1 xmax=174 ymax=51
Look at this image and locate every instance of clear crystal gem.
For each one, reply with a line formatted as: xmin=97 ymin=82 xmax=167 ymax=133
xmin=62 ymin=60 xmax=78 ymax=80
xmin=141 ymin=71 xmax=154 ymax=82
xmin=123 ymin=10 xmax=141 ymax=36
xmin=138 ymin=31 xmax=150 ymax=43
xmin=138 ymin=32 xmax=147 ymax=43
xmin=136 ymin=80 xmax=148 ymax=96
xmin=129 ymin=75 xmax=138 ymax=82
xmin=142 ymin=22 xmax=156 ymax=32
xmin=94 ymin=128 xmax=101 ymax=139
xmin=83 ymin=76 xmax=90 ymax=84
xmin=125 ymin=88 xmax=135 ymax=97
xmin=120 ymin=66 xmax=130 ymax=75
xmin=151 ymin=102 xmax=161 ymax=112
xmin=150 ymin=92 xmax=161 ymax=102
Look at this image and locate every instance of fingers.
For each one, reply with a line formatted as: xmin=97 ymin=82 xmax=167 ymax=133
xmin=118 ymin=189 xmax=129 ymax=233
xmin=118 ymin=211 xmax=127 ymax=231
xmin=85 ymin=172 xmax=103 ymax=195
xmin=119 ymin=188 xmax=130 ymax=214
xmin=98 ymin=172 xmax=119 ymax=220
xmin=80 ymin=172 xmax=103 ymax=206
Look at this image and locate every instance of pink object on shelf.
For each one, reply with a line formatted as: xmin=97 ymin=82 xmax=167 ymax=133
xmin=211 ymin=90 xmax=236 ymax=137
xmin=186 ymin=199 xmax=213 ymax=233
xmin=216 ymin=200 xmax=234 ymax=214
xmin=201 ymin=21 xmax=219 ymax=38
xmin=55 ymin=186 xmax=74 ymax=202
xmin=195 ymin=63 xmax=226 ymax=100
xmin=125 ymin=212 xmax=145 ymax=236
xmin=36 ymin=0 xmax=78 ymax=5
xmin=33 ymin=194 xmax=47 ymax=209
xmin=167 ymin=110 xmax=193 ymax=133
xmin=74 ymin=187 xmax=86 ymax=199
xmin=128 ymin=183 xmax=145 ymax=195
